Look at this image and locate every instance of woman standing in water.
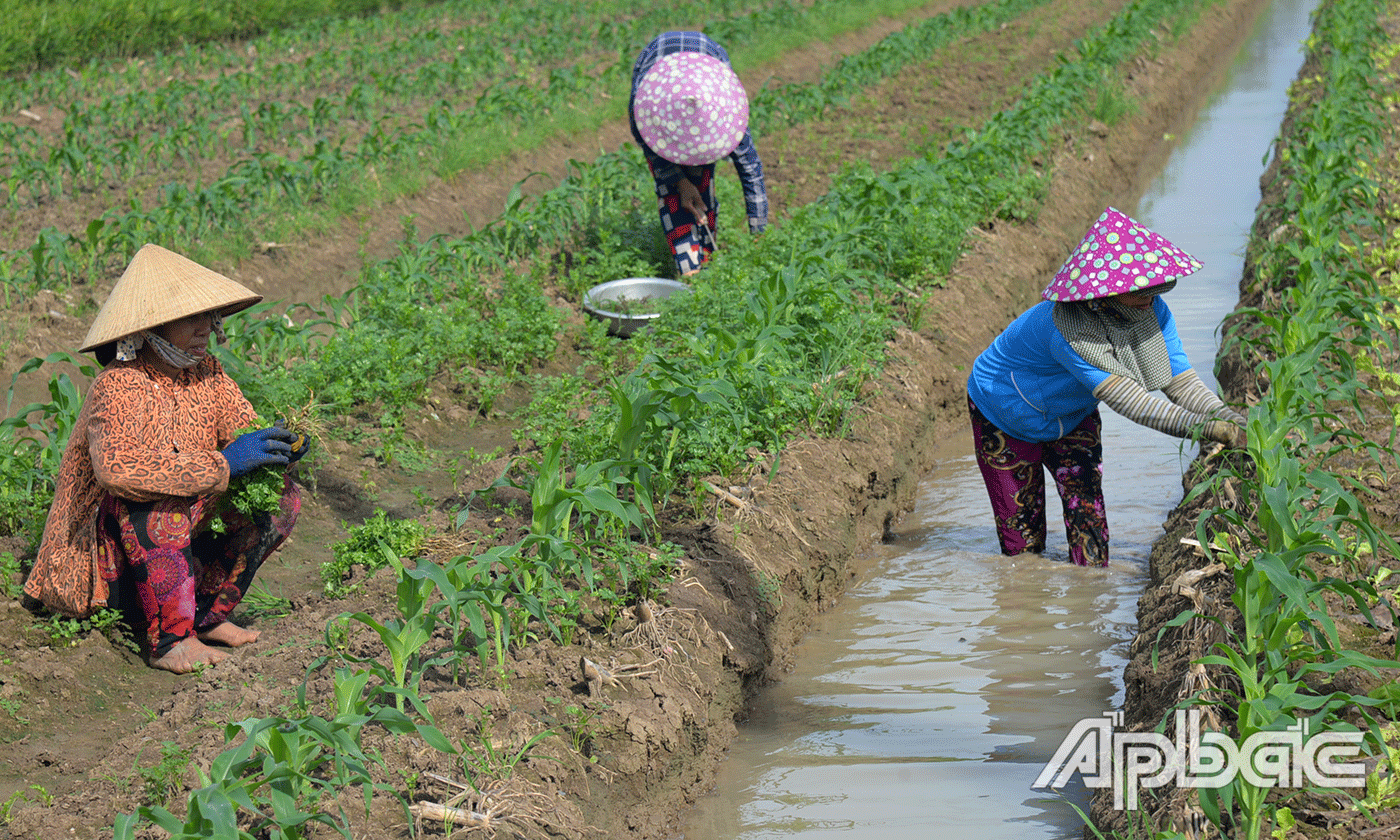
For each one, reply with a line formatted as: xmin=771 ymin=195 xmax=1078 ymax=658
xmin=966 ymin=207 xmax=1246 ymax=566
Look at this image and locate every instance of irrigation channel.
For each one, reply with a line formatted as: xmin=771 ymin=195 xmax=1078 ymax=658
xmin=676 ymin=0 xmax=1320 ymax=837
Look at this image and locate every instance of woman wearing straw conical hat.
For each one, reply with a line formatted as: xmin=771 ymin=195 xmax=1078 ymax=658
xmin=23 ymin=244 xmax=306 ymax=673
xmin=630 ymin=31 xmax=768 ymax=277
xmin=966 ymin=208 xmax=1247 ymax=567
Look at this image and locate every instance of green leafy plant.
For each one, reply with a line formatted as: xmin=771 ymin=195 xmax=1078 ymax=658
xmin=1 ymin=352 xmax=95 ymax=543
xmin=456 ymin=706 xmax=558 ymax=789
xmin=118 ymin=669 xmax=454 ymax=840
xmin=240 ymin=581 xmax=295 ymax=621
xmin=328 ymin=547 xmax=442 ymax=711
xmin=321 ymin=509 xmax=425 ymax=598
xmin=0 ymin=785 xmax=52 ymax=825
xmin=39 ymin=607 xmax=126 ymax=648
xmin=210 ymin=463 xmax=287 ymax=535
xmin=0 ymin=551 xmax=23 ymax=598
xmin=1357 ymin=727 xmax=1400 ymax=812
xmin=138 ymin=741 xmax=193 ymax=807
xmin=544 ymin=696 xmax=604 ymax=757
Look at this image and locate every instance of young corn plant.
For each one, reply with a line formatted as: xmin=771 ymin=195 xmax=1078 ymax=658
xmin=404 ymin=551 xmax=516 ymax=682
xmin=329 ymin=546 xmax=443 ymax=712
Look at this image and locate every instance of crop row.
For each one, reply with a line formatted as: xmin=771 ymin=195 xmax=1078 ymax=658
xmin=0 ymin=0 xmax=932 ymax=290
xmin=1131 ymin=1 xmax=1400 ymax=838
xmin=0 ymin=0 xmax=1044 ymax=538
xmin=0 ymin=0 xmax=466 ymax=76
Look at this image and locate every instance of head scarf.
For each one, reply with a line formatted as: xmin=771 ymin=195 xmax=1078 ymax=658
xmin=115 ymin=311 xmax=227 ymax=369
xmin=1052 ymin=289 xmax=1175 ymax=389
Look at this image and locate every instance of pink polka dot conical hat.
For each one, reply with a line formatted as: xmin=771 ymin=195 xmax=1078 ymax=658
xmin=634 ymin=51 xmax=749 ymax=166
xmin=1042 ymin=207 xmax=1202 ymax=302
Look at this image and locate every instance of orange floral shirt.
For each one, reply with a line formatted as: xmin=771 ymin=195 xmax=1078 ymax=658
xmin=24 ymin=354 xmax=257 ymax=616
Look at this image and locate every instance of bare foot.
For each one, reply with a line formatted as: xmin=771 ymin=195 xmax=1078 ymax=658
xmin=198 ymin=622 xmax=261 ymax=647
xmin=150 ymin=637 xmax=228 ymax=674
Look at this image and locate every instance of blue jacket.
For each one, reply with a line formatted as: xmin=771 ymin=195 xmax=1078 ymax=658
xmin=966 ymin=299 xmax=1189 ymax=442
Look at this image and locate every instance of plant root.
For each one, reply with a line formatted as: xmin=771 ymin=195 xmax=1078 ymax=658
xmin=618 ymin=599 xmax=711 ymax=660
xmin=411 ymin=774 xmax=593 ymax=839
xmin=581 ymin=655 xmax=660 ymax=698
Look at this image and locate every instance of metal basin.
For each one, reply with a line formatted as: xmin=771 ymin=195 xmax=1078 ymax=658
xmin=582 ymin=277 xmax=690 ymax=337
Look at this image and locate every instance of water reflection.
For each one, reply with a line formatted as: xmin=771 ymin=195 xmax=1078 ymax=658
xmin=677 ymin=0 xmax=1316 ymax=836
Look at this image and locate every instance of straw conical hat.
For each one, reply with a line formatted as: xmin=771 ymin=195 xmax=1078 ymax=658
xmin=80 ymin=244 xmax=262 ymax=352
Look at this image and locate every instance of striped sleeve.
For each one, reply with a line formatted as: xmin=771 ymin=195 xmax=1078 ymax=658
xmin=1094 ymin=374 xmax=1241 ymax=445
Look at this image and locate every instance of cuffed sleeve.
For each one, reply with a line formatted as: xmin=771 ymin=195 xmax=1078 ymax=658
xmin=729 ymin=134 xmax=768 ymax=233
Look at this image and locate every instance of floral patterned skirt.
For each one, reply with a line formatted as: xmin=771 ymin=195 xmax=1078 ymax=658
xmin=96 ymin=477 xmax=301 ymax=657
xmin=967 ymin=397 xmax=1109 ymax=566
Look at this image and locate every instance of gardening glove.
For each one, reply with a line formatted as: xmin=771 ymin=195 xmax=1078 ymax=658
xmin=273 ymin=418 xmax=311 ymax=463
xmin=222 ymin=426 xmax=295 ymax=478
xmin=1203 ymin=419 xmax=1247 ymax=450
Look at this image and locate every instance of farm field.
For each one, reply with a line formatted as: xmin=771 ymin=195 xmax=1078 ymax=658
xmin=0 ymin=0 xmax=1397 ymax=838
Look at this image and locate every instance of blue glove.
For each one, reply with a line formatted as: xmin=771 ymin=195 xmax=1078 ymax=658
xmin=273 ymin=418 xmax=311 ymax=463
xmin=222 ymin=426 xmax=295 ymax=478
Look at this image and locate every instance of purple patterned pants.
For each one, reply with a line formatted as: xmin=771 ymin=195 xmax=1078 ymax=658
xmin=97 ymin=476 xmax=301 ymax=656
xmin=968 ymin=397 xmax=1109 ymax=566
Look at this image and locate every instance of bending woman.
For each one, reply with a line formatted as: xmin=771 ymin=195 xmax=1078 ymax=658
xmin=24 ymin=244 xmax=305 ymax=673
xmin=629 ymin=31 xmax=768 ymax=276
xmin=966 ymin=207 xmax=1246 ymax=567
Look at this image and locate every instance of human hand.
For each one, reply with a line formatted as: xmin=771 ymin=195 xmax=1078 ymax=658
xmin=676 ymin=177 xmax=707 ymax=223
xmin=1204 ymin=419 xmax=1247 ymax=450
xmin=273 ymin=418 xmax=311 ymax=462
xmin=222 ymin=426 xmax=296 ymax=477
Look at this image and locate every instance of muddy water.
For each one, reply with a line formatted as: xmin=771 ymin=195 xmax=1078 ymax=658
xmin=676 ymin=0 xmax=1319 ymax=837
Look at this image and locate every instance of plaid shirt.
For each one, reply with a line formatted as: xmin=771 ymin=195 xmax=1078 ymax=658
xmin=629 ymin=31 xmax=768 ymax=233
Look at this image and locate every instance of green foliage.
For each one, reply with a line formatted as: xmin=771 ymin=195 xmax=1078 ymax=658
xmin=544 ymin=696 xmax=604 ymax=756
xmin=456 ymin=706 xmax=557 ymax=788
xmin=0 ymin=352 xmax=95 ymax=543
xmin=240 ymin=582 xmax=296 ymax=621
xmin=1367 ymin=682 xmax=1400 ymax=719
xmin=0 ymin=695 xmax=29 ymax=725
xmin=321 ymin=509 xmax=426 ymax=598
xmin=1090 ymin=78 xmax=1138 ymax=126
xmin=0 ymin=552 xmax=24 ymax=598
xmin=114 ymin=701 xmax=454 ymax=840
xmin=40 ymin=607 xmax=126 ymax=648
xmin=0 ymin=785 xmax=52 ymax=825
xmin=139 ymin=741 xmax=193 ymax=807
xmin=330 ymin=562 xmax=440 ymax=711
xmin=0 ymin=2 xmax=1332 ymax=836
xmin=749 ymin=0 xmax=1053 ymax=133
xmin=211 ymin=466 xmax=287 ymax=535
xmin=1 ymin=0 xmax=451 ymax=75
xmin=405 ymin=551 xmax=515 ymax=679
xmin=1358 ymin=728 xmax=1400 ymax=812
xmin=1161 ymin=2 xmax=1400 ymax=837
